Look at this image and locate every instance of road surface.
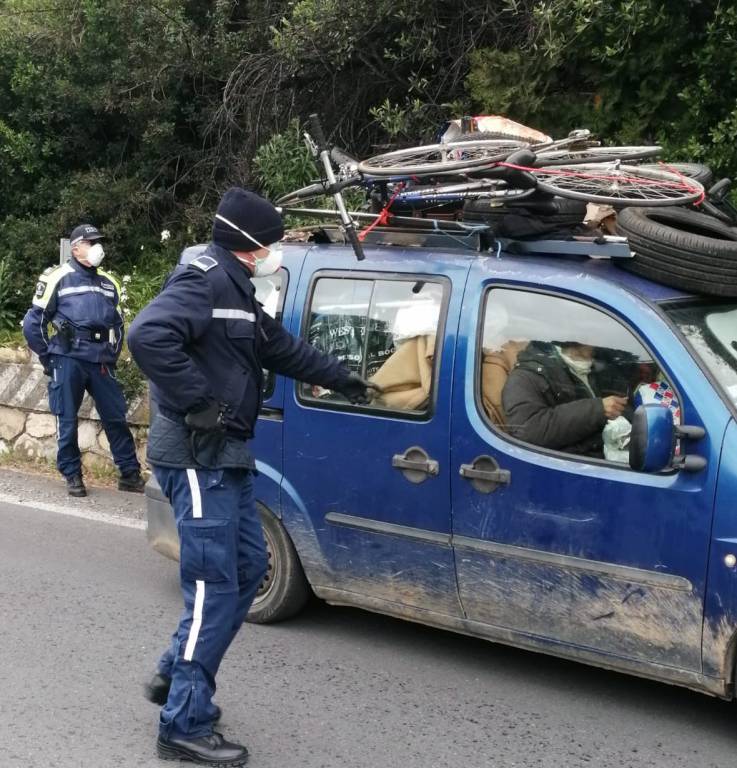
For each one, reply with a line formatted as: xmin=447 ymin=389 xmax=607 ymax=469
xmin=0 ymin=468 xmax=734 ymax=767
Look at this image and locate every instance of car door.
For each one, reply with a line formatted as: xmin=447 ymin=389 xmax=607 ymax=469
xmin=248 ymin=247 xmax=305 ymax=513
xmin=281 ymin=245 xmax=470 ymax=616
xmin=450 ymin=259 xmax=728 ymax=671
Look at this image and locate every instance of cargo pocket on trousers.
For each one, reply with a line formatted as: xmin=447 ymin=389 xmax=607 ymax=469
xmin=179 ymin=518 xmax=236 ymax=584
xmin=47 ymin=376 xmax=63 ymax=416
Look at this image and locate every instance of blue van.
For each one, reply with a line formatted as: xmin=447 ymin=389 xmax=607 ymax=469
xmin=145 ymin=237 xmax=737 ymax=701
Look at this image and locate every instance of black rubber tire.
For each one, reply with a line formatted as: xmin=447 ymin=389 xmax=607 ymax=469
xmin=615 ymin=206 xmax=737 ymax=296
xmin=246 ymin=506 xmax=311 ymax=624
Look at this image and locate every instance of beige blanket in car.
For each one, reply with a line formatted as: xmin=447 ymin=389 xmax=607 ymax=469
xmin=370 ymin=335 xmax=436 ymax=410
xmin=481 ymin=340 xmax=528 ymax=426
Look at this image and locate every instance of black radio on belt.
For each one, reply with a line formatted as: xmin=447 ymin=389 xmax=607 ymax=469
xmin=51 ymin=319 xmax=75 ymax=352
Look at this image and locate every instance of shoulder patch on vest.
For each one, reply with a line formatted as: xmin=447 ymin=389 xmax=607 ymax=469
xmin=190 ymin=255 xmax=218 ymax=273
xmin=32 ymin=262 xmax=75 ymax=309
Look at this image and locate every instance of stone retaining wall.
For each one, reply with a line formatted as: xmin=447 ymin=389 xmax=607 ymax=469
xmin=0 ymin=349 xmax=149 ymax=474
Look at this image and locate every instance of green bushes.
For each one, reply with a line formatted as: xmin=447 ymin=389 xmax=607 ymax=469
xmin=1 ymin=0 xmax=736 ymax=344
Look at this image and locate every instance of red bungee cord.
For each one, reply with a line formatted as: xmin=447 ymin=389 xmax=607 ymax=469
xmin=358 ymin=182 xmax=406 ymax=241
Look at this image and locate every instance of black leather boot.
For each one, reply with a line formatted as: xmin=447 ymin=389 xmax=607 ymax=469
xmin=157 ymin=732 xmax=248 ymax=765
xmin=66 ymin=474 xmax=87 ymax=497
xmin=118 ymin=470 xmax=145 ymax=493
xmin=145 ymin=672 xmax=221 ymax=722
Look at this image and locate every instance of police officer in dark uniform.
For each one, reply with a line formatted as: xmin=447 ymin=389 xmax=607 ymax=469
xmin=22 ymin=224 xmax=145 ymax=497
xmin=128 ymin=188 xmax=374 ymax=766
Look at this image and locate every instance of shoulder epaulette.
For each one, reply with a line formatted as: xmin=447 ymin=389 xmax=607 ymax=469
xmin=97 ymin=269 xmax=122 ymax=296
xmin=190 ymin=255 xmax=219 ymax=273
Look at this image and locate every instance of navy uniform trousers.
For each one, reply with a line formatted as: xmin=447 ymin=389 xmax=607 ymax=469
xmin=153 ymin=465 xmax=268 ymax=740
xmin=47 ymin=355 xmax=139 ymax=478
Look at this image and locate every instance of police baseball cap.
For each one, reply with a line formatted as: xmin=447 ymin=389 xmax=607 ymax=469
xmin=70 ymin=224 xmax=104 ymax=246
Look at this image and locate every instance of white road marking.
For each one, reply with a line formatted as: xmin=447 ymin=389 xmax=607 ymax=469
xmin=0 ymin=492 xmax=146 ymax=530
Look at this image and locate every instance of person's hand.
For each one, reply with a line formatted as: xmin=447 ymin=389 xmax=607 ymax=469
xmin=602 ymin=395 xmax=628 ymax=420
xmin=40 ymin=357 xmax=52 ymax=377
xmin=185 ymin=400 xmax=223 ymax=432
xmin=335 ymin=374 xmax=382 ymax=405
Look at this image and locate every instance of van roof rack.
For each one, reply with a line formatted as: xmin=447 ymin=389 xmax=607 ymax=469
xmin=312 ymin=225 xmax=487 ymax=252
xmin=311 ymin=226 xmax=633 ymax=259
xmin=286 ymin=207 xmax=633 ymax=259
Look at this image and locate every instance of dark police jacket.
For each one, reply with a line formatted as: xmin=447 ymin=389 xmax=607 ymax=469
xmin=502 ymin=341 xmax=636 ymax=458
xmin=22 ymin=258 xmax=124 ymax=366
xmin=128 ymin=243 xmax=351 ymax=469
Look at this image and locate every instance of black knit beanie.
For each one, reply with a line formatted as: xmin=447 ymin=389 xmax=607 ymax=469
xmin=212 ymin=187 xmax=284 ymax=252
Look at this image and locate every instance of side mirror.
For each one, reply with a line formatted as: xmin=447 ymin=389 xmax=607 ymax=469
xmin=629 ymin=405 xmax=675 ymax=473
xmin=629 ymin=405 xmax=707 ymax=473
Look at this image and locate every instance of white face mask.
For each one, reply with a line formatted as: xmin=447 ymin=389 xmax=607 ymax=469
xmin=214 ymin=213 xmax=283 ymax=277
xmin=558 ymin=347 xmax=593 ymax=376
xmin=85 ymin=242 xmax=105 ymax=267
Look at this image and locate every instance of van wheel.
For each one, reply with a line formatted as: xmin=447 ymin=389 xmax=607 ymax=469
xmin=247 ymin=506 xmax=311 ymax=624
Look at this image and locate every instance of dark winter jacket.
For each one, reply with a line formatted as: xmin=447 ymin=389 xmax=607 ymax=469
xmin=502 ymin=341 xmax=637 ymax=458
xmin=128 ymin=243 xmax=352 ymax=469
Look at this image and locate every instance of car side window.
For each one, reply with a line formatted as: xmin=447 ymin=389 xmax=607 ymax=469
xmin=479 ymin=288 xmax=680 ymax=463
xmin=301 ymin=275 xmax=445 ymax=413
xmin=252 ymin=269 xmax=286 ymax=399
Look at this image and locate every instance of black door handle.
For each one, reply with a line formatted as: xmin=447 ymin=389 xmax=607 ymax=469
xmin=392 ymin=446 xmax=439 ymax=484
xmin=459 ymin=455 xmax=510 ymax=493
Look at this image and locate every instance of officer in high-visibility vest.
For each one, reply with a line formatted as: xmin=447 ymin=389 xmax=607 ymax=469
xmin=22 ymin=224 xmax=144 ymax=497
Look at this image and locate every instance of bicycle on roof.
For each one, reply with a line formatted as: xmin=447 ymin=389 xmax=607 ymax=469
xmin=279 ymin=114 xmax=705 ymax=261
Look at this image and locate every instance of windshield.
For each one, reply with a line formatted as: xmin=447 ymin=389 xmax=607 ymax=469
xmin=665 ymin=301 xmax=737 ymax=409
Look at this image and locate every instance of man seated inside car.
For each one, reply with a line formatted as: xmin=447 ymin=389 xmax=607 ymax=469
xmin=502 ymin=340 xmax=637 ymax=459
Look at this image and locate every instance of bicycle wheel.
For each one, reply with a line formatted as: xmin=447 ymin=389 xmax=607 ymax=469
xmin=535 ymin=146 xmax=661 ymax=166
xmin=638 ymin=162 xmax=713 ymax=186
xmin=357 ymin=140 xmax=526 ymax=177
xmin=532 ymin=164 xmax=704 ymax=207
xmin=395 ymin=178 xmax=532 ymax=203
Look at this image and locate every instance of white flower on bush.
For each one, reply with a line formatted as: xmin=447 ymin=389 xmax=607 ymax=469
xmin=161 ymin=229 xmax=171 ymax=243
xmin=122 ymin=274 xmax=131 ymax=283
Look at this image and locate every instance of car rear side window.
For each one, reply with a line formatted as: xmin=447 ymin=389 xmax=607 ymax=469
xmin=478 ymin=288 xmax=679 ymax=464
xmin=300 ymin=275 xmax=446 ymax=414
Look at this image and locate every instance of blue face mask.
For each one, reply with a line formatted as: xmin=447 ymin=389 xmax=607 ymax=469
xmin=214 ymin=214 xmax=283 ymax=277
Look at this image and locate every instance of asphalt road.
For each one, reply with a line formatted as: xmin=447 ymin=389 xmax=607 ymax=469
xmin=1 ymin=468 xmax=735 ymax=768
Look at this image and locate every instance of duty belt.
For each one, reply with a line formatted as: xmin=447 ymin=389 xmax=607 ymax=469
xmin=75 ymin=327 xmax=111 ymax=342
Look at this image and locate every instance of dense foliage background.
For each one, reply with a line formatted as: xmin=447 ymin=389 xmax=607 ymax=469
xmin=0 ymin=0 xmax=736 ymax=333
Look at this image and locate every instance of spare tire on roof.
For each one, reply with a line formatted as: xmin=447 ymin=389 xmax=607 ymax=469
xmin=615 ymin=206 xmax=737 ymax=297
